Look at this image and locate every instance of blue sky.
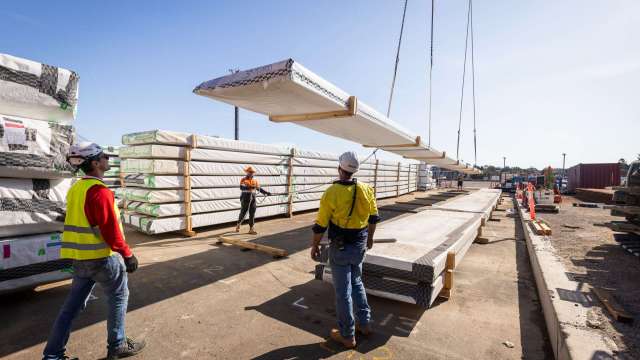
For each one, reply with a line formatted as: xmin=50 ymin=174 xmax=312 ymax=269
xmin=2 ymin=1 xmax=638 ymax=169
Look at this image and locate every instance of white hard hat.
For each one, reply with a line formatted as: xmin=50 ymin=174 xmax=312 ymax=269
xmin=68 ymin=142 xmax=103 ymax=166
xmin=339 ymin=151 xmax=360 ymax=174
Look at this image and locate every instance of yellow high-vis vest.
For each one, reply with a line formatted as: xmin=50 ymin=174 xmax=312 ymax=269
xmin=61 ymin=178 xmax=120 ymax=260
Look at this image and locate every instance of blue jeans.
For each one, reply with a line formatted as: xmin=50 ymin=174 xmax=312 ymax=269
xmin=43 ymin=254 xmax=129 ymax=360
xmin=329 ymin=239 xmax=371 ymax=338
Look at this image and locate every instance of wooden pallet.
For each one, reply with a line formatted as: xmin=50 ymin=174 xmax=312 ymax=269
xmin=592 ymin=287 xmax=634 ymax=324
xmin=612 ymin=186 xmax=640 ymax=195
xmin=530 ymin=219 xmax=552 ymax=236
xmin=614 ymin=237 xmax=640 ymax=258
xmin=603 ymin=205 xmax=640 ymax=216
xmin=535 ymin=204 xmax=559 ymax=213
xmin=601 ymin=221 xmax=640 ymax=236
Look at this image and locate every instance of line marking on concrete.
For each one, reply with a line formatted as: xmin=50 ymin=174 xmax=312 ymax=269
xmin=396 ymin=316 xmax=417 ymax=335
xmin=219 ymin=279 xmax=237 ymax=285
xmin=292 ymin=297 xmax=309 ymax=309
xmin=394 ymin=326 xmax=411 ymax=334
xmin=203 ymin=266 xmax=224 ymax=274
xmin=379 ymin=313 xmax=393 ymax=326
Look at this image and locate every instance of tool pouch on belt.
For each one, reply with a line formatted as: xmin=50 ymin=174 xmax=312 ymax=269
xmin=331 ymin=180 xmax=358 ymax=251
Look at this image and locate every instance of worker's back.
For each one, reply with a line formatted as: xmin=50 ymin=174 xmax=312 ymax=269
xmin=318 ymin=180 xmax=377 ymax=230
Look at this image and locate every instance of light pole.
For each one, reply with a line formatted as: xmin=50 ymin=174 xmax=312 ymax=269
xmin=562 ymin=153 xmax=566 ymax=179
xmin=502 ymin=156 xmax=506 ymax=184
xmin=234 ymin=106 xmax=239 ymax=141
xmin=229 ymin=69 xmax=240 ymax=140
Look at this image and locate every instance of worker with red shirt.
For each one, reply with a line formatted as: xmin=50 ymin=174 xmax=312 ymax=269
xmin=236 ymin=166 xmax=271 ymax=235
xmin=42 ymin=142 xmax=145 ymax=360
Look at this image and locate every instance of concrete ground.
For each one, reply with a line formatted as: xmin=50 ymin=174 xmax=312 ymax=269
xmin=537 ymin=196 xmax=640 ymax=358
xmin=0 ymin=186 xmax=551 ymax=360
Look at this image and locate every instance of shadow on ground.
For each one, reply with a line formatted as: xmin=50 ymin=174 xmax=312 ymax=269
xmin=0 ymin=190 xmax=468 ymax=358
xmin=247 ymin=280 xmax=425 ymax=360
xmin=509 ymin=195 xmax=553 ymax=358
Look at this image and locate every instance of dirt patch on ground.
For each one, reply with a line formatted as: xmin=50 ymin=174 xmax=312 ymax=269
xmin=537 ymin=196 xmax=640 ymax=358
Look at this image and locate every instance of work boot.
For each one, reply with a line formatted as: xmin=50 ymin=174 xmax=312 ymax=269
xmin=356 ymin=323 xmax=372 ymax=336
xmin=106 ymin=338 xmax=146 ymax=359
xmin=330 ymin=329 xmax=356 ymax=348
xmin=248 ymin=228 xmax=258 ymax=235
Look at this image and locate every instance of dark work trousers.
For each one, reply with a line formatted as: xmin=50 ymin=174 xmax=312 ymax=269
xmin=238 ymin=192 xmax=257 ymax=227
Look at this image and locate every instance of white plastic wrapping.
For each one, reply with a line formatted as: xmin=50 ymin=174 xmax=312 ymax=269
xmin=0 ymin=232 xmax=63 ymax=270
xmin=0 ymin=178 xmax=71 ymax=237
xmin=0 ymin=113 xmax=75 ymax=178
xmin=0 ymin=53 xmax=78 ymax=123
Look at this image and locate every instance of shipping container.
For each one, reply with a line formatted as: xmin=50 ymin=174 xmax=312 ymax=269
xmin=566 ymin=163 xmax=620 ymax=192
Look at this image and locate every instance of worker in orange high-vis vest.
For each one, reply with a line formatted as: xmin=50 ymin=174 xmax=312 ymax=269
xmin=42 ymin=142 xmax=145 ymax=360
xmin=236 ymin=166 xmax=272 ymax=235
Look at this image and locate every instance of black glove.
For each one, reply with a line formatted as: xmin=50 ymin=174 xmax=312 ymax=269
xmin=124 ymin=255 xmax=138 ymax=273
xmin=266 ymin=191 xmax=272 ymax=196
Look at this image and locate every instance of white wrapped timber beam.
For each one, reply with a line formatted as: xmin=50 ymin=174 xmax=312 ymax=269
xmin=0 ymin=53 xmax=78 ymax=123
xmin=122 ymin=202 xmax=316 ymax=235
xmin=193 ymin=59 xmax=480 ymax=174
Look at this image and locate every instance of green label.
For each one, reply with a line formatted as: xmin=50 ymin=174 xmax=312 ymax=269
xmin=146 ymin=175 xmax=156 ymax=187
xmin=123 ymin=131 xmax=157 ymax=144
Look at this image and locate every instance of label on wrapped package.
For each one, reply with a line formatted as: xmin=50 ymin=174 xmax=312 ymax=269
xmin=2 ymin=118 xmax=27 ymax=147
xmin=1 ymin=115 xmax=52 ymax=155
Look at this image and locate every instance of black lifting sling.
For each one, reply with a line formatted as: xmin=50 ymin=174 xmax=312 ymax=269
xmin=334 ymin=179 xmax=358 ymax=251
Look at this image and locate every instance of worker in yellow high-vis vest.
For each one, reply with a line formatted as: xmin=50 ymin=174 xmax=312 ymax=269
xmin=43 ymin=142 xmax=145 ymax=360
xmin=310 ymin=151 xmax=380 ymax=349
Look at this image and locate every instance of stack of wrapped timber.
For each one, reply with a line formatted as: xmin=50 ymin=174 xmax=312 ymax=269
xmin=315 ymin=188 xmax=502 ymax=308
xmin=418 ymin=162 xmax=435 ymax=191
xmin=118 ymin=129 xmax=418 ymax=235
xmin=0 ymin=53 xmax=79 ymax=292
xmin=101 ymin=146 xmax=122 ymax=189
xmin=78 ymin=145 xmax=122 ymax=207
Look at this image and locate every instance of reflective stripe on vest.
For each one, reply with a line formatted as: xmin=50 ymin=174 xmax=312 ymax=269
xmin=61 ymin=178 xmax=116 ymax=260
xmin=63 ymin=225 xmax=102 ymax=236
xmin=60 ymin=242 xmax=111 ymax=250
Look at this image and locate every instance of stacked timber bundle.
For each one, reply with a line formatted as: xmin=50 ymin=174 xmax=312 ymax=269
xmin=0 ymin=53 xmax=79 ymax=291
xmin=315 ymin=188 xmax=501 ymax=308
xmin=101 ymin=146 xmax=122 ymax=189
xmin=118 ymin=129 xmax=418 ymax=235
xmin=418 ymin=162 xmax=435 ymax=191
xmin=78 ymin=145 xmax=122 ymax=206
